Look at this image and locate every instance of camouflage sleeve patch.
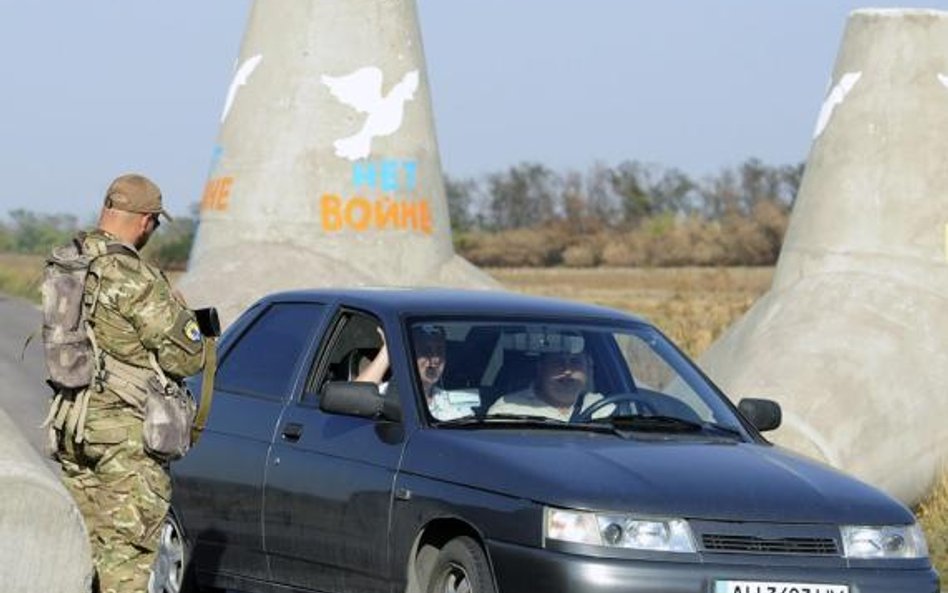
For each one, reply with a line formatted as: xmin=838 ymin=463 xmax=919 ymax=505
xmin=168 ymin=309 xmax=204 ymax=356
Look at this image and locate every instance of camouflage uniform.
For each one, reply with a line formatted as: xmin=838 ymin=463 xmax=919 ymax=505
xmin=49 ymin=230 xmax=204 ymax=593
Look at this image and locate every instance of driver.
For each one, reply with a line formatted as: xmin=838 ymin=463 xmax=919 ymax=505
xmin=488 ymin=343 xmax=613 ymax=421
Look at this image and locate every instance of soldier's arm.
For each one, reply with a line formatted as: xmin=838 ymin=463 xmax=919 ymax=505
xmin=102 ymin=255 xmax=206 ymax=379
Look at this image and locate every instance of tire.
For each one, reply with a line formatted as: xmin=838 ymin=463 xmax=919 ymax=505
xmin=148 ymin=513 xmax=200 ymax=593
xmin=425 ymin=536 xmax=497 ymax=593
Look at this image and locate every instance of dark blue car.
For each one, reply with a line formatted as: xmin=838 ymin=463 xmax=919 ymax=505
xmin=149 ymin=289 xmax=939 ymax=593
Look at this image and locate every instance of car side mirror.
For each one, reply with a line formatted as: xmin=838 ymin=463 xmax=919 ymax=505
xmin=738 ymin=398 xmax=782 ymax=432
xmin=320 ymin=381 xmax=402 ymax=422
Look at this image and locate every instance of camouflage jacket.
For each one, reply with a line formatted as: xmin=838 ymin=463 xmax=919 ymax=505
xmin=82 ymin=230 xmax=204 ymax=380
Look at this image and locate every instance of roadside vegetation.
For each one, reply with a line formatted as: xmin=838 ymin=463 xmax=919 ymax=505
xmin=917 ymin=473 xmax=948 ymax=572
xmin=449 ymin=158 xmax=797 ymax=268
xmin=0 ymin=253 xmax=42 ymax=302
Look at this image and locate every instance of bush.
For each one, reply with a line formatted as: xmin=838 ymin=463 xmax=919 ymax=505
xmin=140 ymin=217 xmax=196 ymax=271
xmin=562 ymin=244 xmax=599 ymax=268
xmin=601 ymin=233 xmax=647 ymax=266
xmin=460 ymin=228 xmax=569 ymax=267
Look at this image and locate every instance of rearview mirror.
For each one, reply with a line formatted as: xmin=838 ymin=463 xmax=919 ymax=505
xmin=738 ymin=398 xmax=782 ymax=432
xmin=320 ymin=381 xmax=402 ymax=422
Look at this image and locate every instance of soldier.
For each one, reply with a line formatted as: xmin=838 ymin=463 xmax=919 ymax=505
xmin=46 ymin=174 xmax=206 ymax=593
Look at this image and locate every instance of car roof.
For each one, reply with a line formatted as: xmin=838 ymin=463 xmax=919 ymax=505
xmin=256 ymin=287 xmax=648 ymax=324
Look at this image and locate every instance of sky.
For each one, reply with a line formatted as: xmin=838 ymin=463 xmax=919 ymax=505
xmin=1 ymin=1 xmax=946 ymax=219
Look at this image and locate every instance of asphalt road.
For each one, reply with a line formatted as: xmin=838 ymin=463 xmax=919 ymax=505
xmin=0 ymin=293 xmax=50 ymax=454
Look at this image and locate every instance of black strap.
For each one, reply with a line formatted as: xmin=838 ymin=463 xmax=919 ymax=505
xmin=568 ymin=391 xmax=589 ymax=422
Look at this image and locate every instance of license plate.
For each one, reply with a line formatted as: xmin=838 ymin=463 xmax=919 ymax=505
xmin=714 ymin=581 xmax=848 ymax=593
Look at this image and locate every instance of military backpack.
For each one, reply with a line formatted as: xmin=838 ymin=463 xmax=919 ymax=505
xmin=40 ymin=233 xmax=133 ymax=390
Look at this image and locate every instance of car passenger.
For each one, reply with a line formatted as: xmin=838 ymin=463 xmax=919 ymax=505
xmin=356 ymin=325 xmax=477 ymax=421
xmin=488 ymin=347 xmax=612 ymax=421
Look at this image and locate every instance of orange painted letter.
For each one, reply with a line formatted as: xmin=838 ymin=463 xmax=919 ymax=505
xmin=321 ymin=194 xmax=343 ymax=231
xmin=345 ymin=197 xmax=372 ymax=232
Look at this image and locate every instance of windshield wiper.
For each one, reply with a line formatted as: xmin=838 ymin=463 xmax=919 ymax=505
xmin=434 ymin=414 xmax=615 ymax=434
xmin=594 ymin=414 xmax=745 ymax=439
xmin=700 ymin=421 xmax=745 ymax=439
xmin=434 ymin=414 xmax=744 ymax=440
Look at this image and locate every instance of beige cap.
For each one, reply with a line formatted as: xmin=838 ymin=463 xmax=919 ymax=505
xmin=104 ymin=174 xmax=172 ymax=220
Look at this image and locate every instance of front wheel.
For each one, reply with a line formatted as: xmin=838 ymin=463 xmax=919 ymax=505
xmin=148 ymin=513 xmax=199 ymax=593
xmin=426 ymin=536 xmax=496 ymax=593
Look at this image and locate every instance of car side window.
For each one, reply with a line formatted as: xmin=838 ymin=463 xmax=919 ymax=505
xmin=304 ymin=310 xmax=390 ymax=402
xmin=216 ymin=302 xmax=326 ymax=401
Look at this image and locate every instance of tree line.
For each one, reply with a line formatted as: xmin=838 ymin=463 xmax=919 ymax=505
xmin=0 ymin=208 xmax=196 ymax=269
xmin=0 ymin=157 xmax=802 ymax=268
xmin=448 ymin=157 xmax=802 ymax=267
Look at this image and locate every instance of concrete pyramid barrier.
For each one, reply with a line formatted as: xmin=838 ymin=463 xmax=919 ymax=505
xmin=177 ymin=0 xmax=498 ymax=326
xmin=0 ymin=406 xmax=92 ymax=592
xmin=701 ymin=9 xmax=948 ymax=504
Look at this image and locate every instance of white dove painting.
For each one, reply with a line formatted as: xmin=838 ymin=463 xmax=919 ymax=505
xmin=221 ymin=54 xmax=263 ymax=123
xmin=322 ymin=67 xmax=420 ymax=161
xmin=812 ymin=71 xmax=861 ymax=139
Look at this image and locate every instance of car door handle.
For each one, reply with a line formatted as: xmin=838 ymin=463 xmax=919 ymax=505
xmin=281 ymin=422 xmax=304 ymax=442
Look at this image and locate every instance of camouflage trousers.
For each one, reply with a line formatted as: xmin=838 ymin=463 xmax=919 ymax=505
xmin=52 ymin=386 xmax=171 ymax=593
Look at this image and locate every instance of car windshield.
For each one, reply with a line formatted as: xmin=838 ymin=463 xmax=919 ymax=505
xmin=406 ymin=318 xmax=747 ymax=437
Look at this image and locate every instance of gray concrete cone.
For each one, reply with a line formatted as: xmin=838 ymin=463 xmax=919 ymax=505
xmin=701 ymin=9 xmax=948 ymax=504
xmin=177 ymin=0 xmax=497 ymax=325
xmin=0 ymin=406 xmax=93 ymax=593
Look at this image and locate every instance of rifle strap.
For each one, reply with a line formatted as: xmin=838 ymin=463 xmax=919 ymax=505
xmin=192 ymin=337 xmax=217 ymax=444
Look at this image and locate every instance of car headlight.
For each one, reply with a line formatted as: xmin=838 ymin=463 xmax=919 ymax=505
xmin=840 ymin=524 xmax=929 ymax=559
xmin=545 ymin=507 xmax=696 ymax=552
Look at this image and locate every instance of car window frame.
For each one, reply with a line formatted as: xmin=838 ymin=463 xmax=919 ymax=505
xmin=300 ymin=306 xmax=389 ymax=407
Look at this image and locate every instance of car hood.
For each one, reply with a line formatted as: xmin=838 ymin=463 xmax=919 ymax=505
xmin=401 ymin=429 xmax=912 ymax=524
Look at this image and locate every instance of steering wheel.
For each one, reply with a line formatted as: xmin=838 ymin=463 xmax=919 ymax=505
xmin=577 ymin=391 xmax=658 ymax=422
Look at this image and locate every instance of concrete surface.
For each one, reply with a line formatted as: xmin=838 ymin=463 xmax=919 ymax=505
xmin=701 ymin=9 xmax=948 ymax=505
xmin=0 ymin=295 xmax=92 ymax=592
xmin=177 ymin=0 xmax=498 ymax=327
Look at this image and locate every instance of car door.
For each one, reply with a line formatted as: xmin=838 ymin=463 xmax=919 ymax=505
xmin=172 ymin=301 xmax=328 ymax=589
xmin=263 ymin=309 xmax=409 ymax=593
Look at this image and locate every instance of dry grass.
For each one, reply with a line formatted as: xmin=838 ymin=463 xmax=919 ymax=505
xmin=488 ymin=266 xmax=773 ymax=357
xmin=916 ymin=473 xmax=948 ymax=573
